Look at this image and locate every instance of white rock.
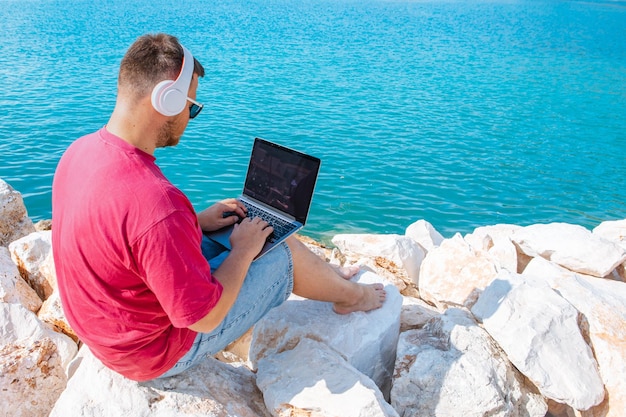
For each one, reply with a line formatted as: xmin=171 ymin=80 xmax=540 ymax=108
xmin=471 ymin=270 xmax=605 ymax=410
xmin=331 ymin=234 xmax=426 ymax=284
xmin=50 ymin=346 xmax=270 ymax=417
xmin=399 ymin=295 xmax=440 ymax=332
xmin=9 ymin=230 xmax=56 ymax=300
xmin=391 ymin=308 xmax=547 ymax=417
xmin=0 ymin=303 xmax=77 ymax=417
xmin=593 ymin=219 xmax=626 ymax=249
xmin=464 ymin=224 xmax=522 ymax=272
xmin=0 ymin=246 xmax=42 ymax=312
xmin=356 ymin=257 xmax=416 ymax=297
xmin=0 ymin=303 xmax=77 ymax=370
xmin=0 ymin=179 xmax=36 ymax=247
xmin=511 ymin=223 xmax=626 ymax=277
xmin=405 ymin=219 xmax=444 ymax=252
xmin=0 ymin=337 xmax=68 ymax=417
xmin=524 ymin=257 xmax=626 ymax=417
xmin=418 ymin=233 xmax=499 ymax=309
xmin=38 ymin=290 xmax=78 ymax=342
xmin=593 ymin=219 xmax=626 ymax=282
xmin=256 ymin=338 xmax=399 ymax=417
xmin=250 ymin=271 xmax=402 ymax=397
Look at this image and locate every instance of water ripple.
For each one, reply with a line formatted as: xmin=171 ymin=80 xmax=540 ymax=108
xmin=1 ymin=0 xmax=625 ymax=243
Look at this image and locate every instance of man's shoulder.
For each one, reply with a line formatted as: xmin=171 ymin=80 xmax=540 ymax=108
xmin=59 ymin=129 xmax=100 ymax=159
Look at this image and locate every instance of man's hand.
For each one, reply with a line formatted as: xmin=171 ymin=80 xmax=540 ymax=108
xmin=197 ymin=198 xmax=247 ymax=232
xmin=230 ymin=217 xmax=274 ymax=261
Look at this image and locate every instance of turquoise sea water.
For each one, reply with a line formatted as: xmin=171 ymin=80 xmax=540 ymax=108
xmin=1 ymin=0 xmax=625 ymax=244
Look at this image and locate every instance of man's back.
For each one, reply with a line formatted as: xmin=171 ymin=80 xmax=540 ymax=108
xmin=52 ymin=127 xmax=222 ymax=381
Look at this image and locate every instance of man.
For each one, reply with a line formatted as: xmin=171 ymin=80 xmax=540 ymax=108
xmin=52 ymin=33 xmax=386 ymax=382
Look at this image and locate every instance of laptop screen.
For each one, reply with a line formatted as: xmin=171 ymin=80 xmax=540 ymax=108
xmin=243 ymin=138 xmax=321 ymax=224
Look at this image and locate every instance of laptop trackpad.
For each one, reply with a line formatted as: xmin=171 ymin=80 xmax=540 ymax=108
xmin=204 ymin=226 xmax=233 ymax=250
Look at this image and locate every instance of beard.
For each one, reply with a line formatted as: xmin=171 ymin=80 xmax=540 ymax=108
xmin=156 ymin=120 xmax=181 ymax=148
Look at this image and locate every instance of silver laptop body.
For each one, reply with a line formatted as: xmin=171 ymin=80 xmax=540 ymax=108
xmin=205 ymin=137 xmax=321 ymax=259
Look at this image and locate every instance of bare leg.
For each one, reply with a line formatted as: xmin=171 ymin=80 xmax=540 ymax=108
xmin=286 ymin=237 xmax=386 ymax=314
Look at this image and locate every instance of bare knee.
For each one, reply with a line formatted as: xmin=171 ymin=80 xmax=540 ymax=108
xmin=285 ymin=235 xmax=310 ymax=260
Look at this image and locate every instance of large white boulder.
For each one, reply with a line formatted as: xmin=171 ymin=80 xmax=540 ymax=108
xmin=250 ymin=271 xmax=402 ymax=397
xmin=471 ymin=270 xmax=605 ymax=411
xmin=404 ymin=219 xmax=444 ymax=252
xmin=1 ymin=337 xmax=68 ymax=417
xmin=0 ymin=303 xmax=76 ymax=369
xmin=38 ymin=290 xmax=78 ymax=342
xmin=331 ymin=234 xmax=426 ymax=284
xmin=9 ymin=230 xmax=56 ymax=300
xmin=50 ymin=347 xmax=270 ymax=417
xmin=399 ymin=295 xmax=440 ymax=332
xmin=391 ymin=308 xmax=547 ymax=417
xmin=592 ymin=219 xmax=626 ymax=249
xmin=0 ymin=246 xmax=42 ymax=312
xmin=463 ymin=224 xmax=522 ymax=272
xmin=511 ymin=223 xmax=626 ymax=277
xmin=418 ymin=233 xmax=499 ymax=309
xmin=256 ymin=338 xmax=399 ymax=417
xmin=356 ymin=257 xmax=418 ymax=298
xmin=0 ymin=179 xmax=36 ymax=247
xmin=0 ymin=303 xmax=77 ymax=417
xmin=593 ymin=219 xmax=626 ymax=282
xmin=524 ymin=257 xmax=626 ymax=417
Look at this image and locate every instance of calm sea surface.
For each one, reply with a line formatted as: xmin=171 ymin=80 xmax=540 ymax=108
xmin=1 ymin=0 xmax=625 ymax=243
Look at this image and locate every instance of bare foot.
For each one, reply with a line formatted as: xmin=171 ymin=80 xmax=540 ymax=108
xmin=333 ymin=283 xmax=386 ymax=314
xmin=330 ymin=264 xmax=361 ymax=280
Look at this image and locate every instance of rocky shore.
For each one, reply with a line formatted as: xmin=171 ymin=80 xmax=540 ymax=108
xmin=1 ymin=177 xmax=625 ymax=417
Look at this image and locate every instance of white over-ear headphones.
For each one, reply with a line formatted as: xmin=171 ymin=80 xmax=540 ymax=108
xmin=151 ymin=45 xmax=194 ymax=116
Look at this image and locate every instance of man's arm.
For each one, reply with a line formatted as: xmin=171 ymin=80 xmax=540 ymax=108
xmin=188 ymin=217 xmax=273 ymax=333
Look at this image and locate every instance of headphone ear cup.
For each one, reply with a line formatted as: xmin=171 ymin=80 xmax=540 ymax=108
xmin=151 ymin=80 xmax=173 ymax=115
xmin=151 ymin=80 xmax=187 ymax=116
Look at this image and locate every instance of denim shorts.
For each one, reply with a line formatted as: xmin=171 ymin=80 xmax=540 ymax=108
xmin=156 ymin=236 xmax=294 ymax=378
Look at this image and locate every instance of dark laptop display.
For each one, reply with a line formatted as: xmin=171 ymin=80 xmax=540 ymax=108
xmin=205 ymin=138 xmax=321 ymax=259
xmin=244 ymin=139 xmax=320 ymax=224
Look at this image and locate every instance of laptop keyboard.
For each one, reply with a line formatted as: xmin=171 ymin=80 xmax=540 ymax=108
xmin=243 ymin=201 xmax=297 ymax=243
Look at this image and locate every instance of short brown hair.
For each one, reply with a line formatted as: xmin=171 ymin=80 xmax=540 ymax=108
xmin=118 ymin=33 xmax=205 ymax=100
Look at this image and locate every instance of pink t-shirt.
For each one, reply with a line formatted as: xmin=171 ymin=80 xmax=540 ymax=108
xmin=52 ymin=127 xmax=223 ymax=381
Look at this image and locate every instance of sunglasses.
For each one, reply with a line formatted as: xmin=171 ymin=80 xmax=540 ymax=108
xmin=187 ymin=97 xmax=203 ymax=119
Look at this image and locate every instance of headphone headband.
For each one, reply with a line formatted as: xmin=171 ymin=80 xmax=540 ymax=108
xmin=151 ymin=45 xmax=194 ymax=116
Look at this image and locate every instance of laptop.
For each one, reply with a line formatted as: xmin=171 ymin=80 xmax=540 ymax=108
xmin=205 ymin=137 xmax=321 ymax=259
